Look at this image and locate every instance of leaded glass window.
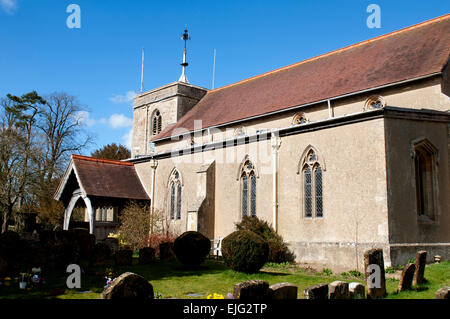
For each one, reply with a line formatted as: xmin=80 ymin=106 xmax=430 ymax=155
xmin=240 ymin=159 xmax=256 ymax=218
xmin=413 ymin=140 xmax=437 ymax=220
xmin=251 ymin=174 xmax=256 ymax=217
xmin=170 ymin=183 xmax=175 ymax=219
xmin=304 ymin=167 xmax=312 ymax=217
xmin=242 ymin=174 xmax=248 ymax=216
xmin=169 ymin=169 xmax=182 ymax=220
xmin=176 ymin=183 xmax=182 ymax=220
xmin=300 ymin=148 xmax=324 ymax=218
xmin=315 ymin=166 xmax=323 ymax=217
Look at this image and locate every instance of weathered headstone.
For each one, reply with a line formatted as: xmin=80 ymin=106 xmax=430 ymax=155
xmin=364 ymin=248 xmax=386 ymax=299
xmin=328 ymin=281 xmax=349 ymax=299
xmin=233 ymin=280 xmax=271 ymax=299
xmin=398 ymin=263 xmax=415 ymax=291
xmin=269 ymin=283 xmax=298 ymax=299
xmin=100 ymin=272 xmax=154 ymax=299
xmin=349 ymin=282 xmax=365 ymax=299
xmin=139 ymin=247 xmax=156 ymax=264
xmin=102 ymin=238 xmax=119 ymax=255
xmin=413 ymin=250 xmax=427 ymax=285
xmin=74 ymin=230 xmax=95 ymax=259
xmin=90 ymin=242 xmax=111 ymax=267
xmin=115 ymin=249 xmax=133 ymax=266
xmin=435 ymin=287 xmax=449 ymax=299
xmin=159 ymin=242 xmax=175 ymax=261
xmin=303 ymin=283 xmax=329 ymax=299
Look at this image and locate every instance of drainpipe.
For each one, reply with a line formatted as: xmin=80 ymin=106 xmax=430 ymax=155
xmin=327 ymin=99 xmax=333 ymax=118
xmin=149 ymin=159 xmax=158 ymax=236
xmin=271 ymin=132 xmax=282 ymax=233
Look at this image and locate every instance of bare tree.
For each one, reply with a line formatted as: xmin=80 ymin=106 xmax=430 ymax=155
xmin=0 ymin=91 xmax=93 ymax=232
xmin=0 ymin=92 xmax=46 ymax=233
xmin=33 ymin=92 xmax=93 ymax=227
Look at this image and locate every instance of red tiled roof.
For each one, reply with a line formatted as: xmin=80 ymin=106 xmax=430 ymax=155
xmin=72 ymin=155 xmax=149 ymax=200
xmin=153 ymin=14 xmax=450 ymax=140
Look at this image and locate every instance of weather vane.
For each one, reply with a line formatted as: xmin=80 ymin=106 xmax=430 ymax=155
xmin=179 ymin=25 xmax=190 ymax=83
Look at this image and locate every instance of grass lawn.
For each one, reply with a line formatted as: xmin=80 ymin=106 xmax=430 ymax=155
xmin=0 ymin=259 xmax=448 ymax=299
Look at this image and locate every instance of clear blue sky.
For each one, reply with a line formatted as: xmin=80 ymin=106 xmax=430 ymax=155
xmin=1 ymin=0 xmax=448 ymax=154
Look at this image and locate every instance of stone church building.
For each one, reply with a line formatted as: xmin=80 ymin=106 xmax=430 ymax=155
xmin=55 ymin=15 xmax=450 ymax=270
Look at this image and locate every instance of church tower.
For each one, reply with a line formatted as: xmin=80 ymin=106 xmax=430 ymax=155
xmin=131 ymin=27 xmax=207 ymax=158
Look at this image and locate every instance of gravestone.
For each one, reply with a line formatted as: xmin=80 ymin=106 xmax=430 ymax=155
xmin=413 ymin=250 xmax=427 ymax=285
xmin=102 ymin=238 xmax=119 ymax=255
xmin=435 ymin=287 xmax=449 ymax=299
xmin=328 ymin=281 xmax=349 ymax=299
xmin=349 ymin=282 xmax=365 ymax=299
xmin=74 ymin=230 xmax=95 ymax=259
xmin=100 ymin=272 xmax=154 ymax=299
xmin=364 ymin=248 xmax=386 ymax=299
xmin=303 ymin=283 xmax=329 ymax=299
xmin=90 ymin=242 xmax=111 ymax=267
xmin=233 ymin=280 xmax=271 ymax=299
xmin=139 ymin=247 xmax=156 ymax=264
xmin=398 ymin=263 xmax=415 ymax=291
xmin=269 ymin=283 xmax=298 ymax=299
xmin=159 ymin=242 xmax=175 ymax=261
xmin=115 ymin=249 xmax=133 ymax=266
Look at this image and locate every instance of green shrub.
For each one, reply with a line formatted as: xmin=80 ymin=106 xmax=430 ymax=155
xmin=221 ymin=229 xmax=269 ymax=273
xmin=173 ymin=231 xmax=211 ymax=267
xmin=322 ymin=268 xmax=333 ymax=276
xmin=348 ymin=269 xmax=364 ymax=278
xmin=235 ymin=216 xmax=295 ymax=263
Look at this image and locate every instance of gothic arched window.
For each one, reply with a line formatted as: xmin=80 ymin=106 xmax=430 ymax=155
xmin=168 ymin=169 xmax=182 ymax=220
xmin=299 ymin=147 xmax=324 ymax=218
xmin=412 ymin=139 xmax=438 ymax=220
xmin=151 ymin=109 xmax=162 ymax=136
xmin=240 ymin=160 xmax=256 ymax=217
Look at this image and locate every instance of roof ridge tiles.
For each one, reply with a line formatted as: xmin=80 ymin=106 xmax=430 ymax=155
xmin=72 ymin=154 xmax=134 ymax=166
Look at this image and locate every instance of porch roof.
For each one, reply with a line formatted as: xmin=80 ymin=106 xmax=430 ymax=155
xmin=54 ymin=154 xmax=150 ymax=202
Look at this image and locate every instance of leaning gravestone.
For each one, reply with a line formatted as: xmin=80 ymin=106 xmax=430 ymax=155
xmin=398 ymin=263 xmax=415 ymax=291
xmin=100 ymin=272 xmax=154 ymax=299
xmin=435 ymin=287 xmax=449 ymax=299
xmin=233 ymin=280 xmax=271 ymax=299
xmin=269 ymin=283 xmax=298 ymax=299
xmin=303 ymin=283 xmax=329 ymax=299
xmin=349 ymin=282 xmax=365 ymax=299
xmin=364 ymin=248 xmax=386 ymax=299
xmin=328 ymin=281 xmax=349 ymax=299
xmin=413 ymin=250 xmax=427 ymax=286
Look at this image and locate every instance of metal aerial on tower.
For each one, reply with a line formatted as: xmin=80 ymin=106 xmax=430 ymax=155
xmin=179 ymin=25 xmax=190 ymax=83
